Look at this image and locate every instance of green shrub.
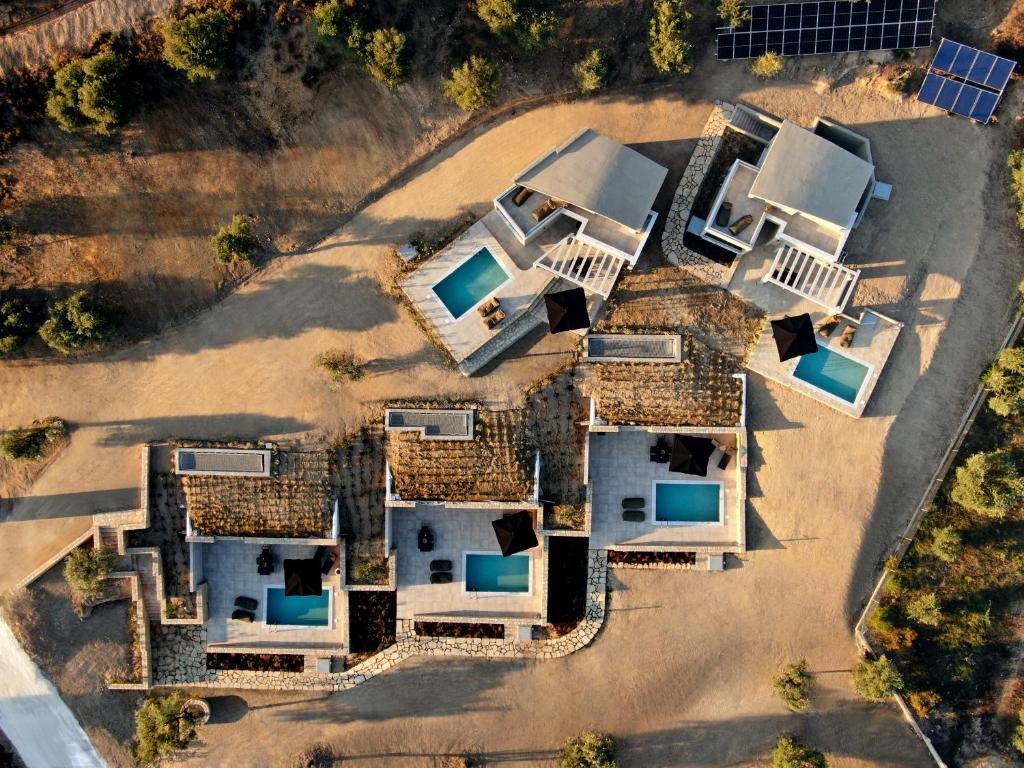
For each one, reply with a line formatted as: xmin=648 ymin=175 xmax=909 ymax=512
xmin=64 ymin=546 xmax=115 ymax=600
xmin=311 ymin=0 xmax=351 ymax=38
xmin=1012 ymin=708 xmax=1024 ymax=754
xmin=316 ymin=349 xmax=364 ymax=384
xmin=648 ymin=0 xmax=693 ymax=75
xmin=353 ymin=558 xmax=386 ymax=583
xmin=751 ymin=51 xmax=783 ymax=79
xmin=135 ymin=693 xmax=198 ymax=766
xmin=984 ymin=347 xmax=1024 ymax=416
xmin=0 ymin=294 xmax=34 ymax=355
xmin=47 ymin=51 xmax=133 ymax=134
xmin=771 ymin=658 xmax=812 ymax=711
xmin=950 ymin=449 xmax=1024 ymax=518
xmin=443 ymin=55 xmax=501 ymax=111
xmin=906 ymin=591 xmax=942 ymax=627
xmin=771 ymin=736 xmax=827 ymax=768
xmin=362 ymin=28 xmax=407 ymax=88
xmin=211 ymin=214 xmax=260 ymax=265
xmin=557 ymin=731 xmax=616 ymax=768
xmin=161 ymin=8 xmax=231 ymax=81
xmin=929 ymin=526 xmax=962 ymax=562
xmin=0 ymin=420 xmax=66 ymax=461
xmin=940 ymin=606 xmax=991 ymax=650
xmin=476 ymin=0 xmax=560 ymax=55
xmin=1008 ymin=149 xmax=1024 ymax=230
xmin=868 ymin=603 xmax=917 ymax=650
xmin=574 ymin=49 xmax=611 ymax=93
xmin=719 ymin=0 xmax=750 ymax=28
xmin=39 ymin=290 xmax=114 ymax=353
xmin=852 ymin=655 xmax=904 ymax=701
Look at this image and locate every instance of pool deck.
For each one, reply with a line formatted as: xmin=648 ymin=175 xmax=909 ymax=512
xmin=587 ymin=427 xmax=747 ymax=554
xmin=390 ymin=503 xmax=546 ymax=624
xmin=202 ymin=540 xmax=346 ymax=652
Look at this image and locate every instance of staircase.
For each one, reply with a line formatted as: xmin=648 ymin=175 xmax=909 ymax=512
xmin=133 ymin=553 xmax=163 ymax=619
xmin=534 ymin=236 xmax=627 ymax=298
xmin=763 ymin=244 xmax=859 ymax=314
xmin=728 ymin=105 xmax=777 ymax=143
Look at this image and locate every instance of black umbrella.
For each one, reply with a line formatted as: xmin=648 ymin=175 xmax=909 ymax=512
xmin=544 ymin=287 xmax=590 ymax=334
xmin=770 ymin=314 xmax=818 ymax=362
xmin=283 ymin=558 xmax=322 ymax=596
xmin=669 ymin=435 xmax=716 ymax=477
xmin=491 ymin=510 xmax=539 ymax=557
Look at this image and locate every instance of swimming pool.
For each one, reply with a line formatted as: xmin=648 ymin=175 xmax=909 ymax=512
xmin=431 ymin=247 xmax=511 ymax=320
xmin=264 ymin=586 xmax=332 ymax=628
xmin=463 ymin=552 xmax=531 ymax=595
xmin=792 ymin=345 xmax=870 ymax=405
xmin=653 ymin=480 xmax=723 ymax=525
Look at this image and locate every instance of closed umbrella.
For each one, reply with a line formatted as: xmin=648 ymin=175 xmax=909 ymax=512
xmin=770 ymin=314 xmax=818 ymax=362
xmin=491 ymin=510 xmax=539 ymax=556
xmin=544 ymin=288 xmax=590 ymax=334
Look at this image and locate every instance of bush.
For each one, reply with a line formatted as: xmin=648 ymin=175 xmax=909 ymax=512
xmin=751 ymin=51 xmax=783 ymax=79
xmin=906 ymin=591 xmax=942 ymax=627
xmin=311 ymin=0 xmax=351 ymax=38
xmin=316 ymin=349 xmax=364 ymax=385
xmin=852 ymin=655 xmax=904 ymax=701
xmin=39 ymin=290 xmax=114 ymax=353
xmin=574 ymin=49 xmax=611 ymax=93
xmin=719 ymin=0 xmax=750 ymax=28
xmin=161 ymin=8 xmax=232 ymax=81
xmin=47 ymin=50 xmax=133 ymax=134
xmin=929 ymin=526 xmax=961 ymax=562
xmin=353 ymin=558 xmax=386 ymax=583
xmin=648 ymin=0 xmax=693 ymax=75
xmin=940 ymin=606 xmax=991 ymax=650
xmin=362 ymin=28 xmax=407 ymax=88
xmin=950 ymin=449 xmax=1024 ymax=518
xmin=771 ymin=736 xmax=827 ymax=768
xmin=984 ymin=347 xmax=1024 ymax=416
xmin=557 ymin=731 xmax=616 ymax=768
xmin=908 ymin=690 xmax=941 ymax=718
xmin=1008 ymin=149 xmax=1024 ymax=230
xmin=772 ymin=658 xmax=812 ymax=711
xmin=0 ymin=421 xmax=66 ymax=461
xmin=0 ymin=294 xmax=34 ymax=355
xmin=443 ymin=56 xmax=501 ymax=111
xmin=476 ymin=0 xmax=560 ymax=55
xmin=867 ymin=603 xmax=917 ymax=650
xmin=64 ymin=546 xmax=115 ymax=600
xmin=1012 ymin=708 xmax=1024 ymax=754
xmin=135 ymin=693 xmax=198 ymax=766
xmin=211 ymin=214 xmax=260 ymax=265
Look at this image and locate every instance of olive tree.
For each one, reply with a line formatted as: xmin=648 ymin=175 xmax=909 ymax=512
xmin=557 ymin=731 xmax=616 ymax=768
xmin=950 ymin=449 xmax=1024 ymax=518
xmin=47 ymin=50 xmax=133 ymax=134
xmin=476 ymin=0 xmax=560 ymax=55
xmin=64 ymin=546 xmax=115 ymax=600
xmin=649 ymin=0 xmax=693 ymax=75
xmin=983 ymin=347 xmax=1024 ymax=416
xmin=135 ymin=693 xmax=198 ymax=765
xmin=771 ymin=736 xmax=828 ymax=768
xmin=362 ymin=28 xmax=407 ymax=88
xmin=574 ymin=49 xmax=611 ymax=93
xmin=161 ymin=8 xmax=231 ymax=81
xmin=211 ymin=214 xmax=260 ymax=265
xmin=771 ymin=658 xmax=813 ymax=711
xmin=0 ymin=294 xmax=34 ymax=355
xmin=852 ymin=655 xmax=904 ymax=701
xmin=39 ymin=290 xmax=114 ymax=353
xmin=443 ymin=56 xmax=501 ymax=111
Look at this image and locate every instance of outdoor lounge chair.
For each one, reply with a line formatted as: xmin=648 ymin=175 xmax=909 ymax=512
xmin=318 ymin=549 xmax=338 ymax=575
xmin=484 ymin=310 xmax=506 ymax=329
xmin=717 ymin=451 xmax=732 ymax=470
xmin=728 ymin=214 xmax=754 ymax=236
xmin=714 ymin=201 xmax=732 ymax=228
xmin=418 ymin=525 xmax=434 ymax=552
xmin=622 ymin=509 xmax=645 ymax=523
xmin=512 ymin=186 xmax=532 ymax=206
xmin=838 ymin=324 xmax=857 ymax=348
xmin=622 ymin=497 xmax=645 ymax=510
xmin=430 ymin=559 xmax=453 ymax=572
xmin=430 ymin=572 xmax=453 ymax=584
xmin=532 ymin=198 xmax=565 ymax=222
xmin=231 ymin=609 xmax=255 ymax=623
xmin=478 ymin=297 xmax=500 ymax=316
xmin=234 ymin=596 xmax=258 ymax=612
xmin=818 ymin=315 xmax=841 ymax=338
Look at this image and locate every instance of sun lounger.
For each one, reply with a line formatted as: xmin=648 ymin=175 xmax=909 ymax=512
xmin=430 ymin=572 xmax=453 ymax=584
xmin=714 ymin=201 xmax=732 ymax=228
xmin=430 ymin=559 xmax=453 ymax=572
xmin=512 ymin=186 xmax=532 ymax=206
xmin=728 ymin=214 xmax=754 ymax=236
xmin=231 ymin=609 xmax=255 ymax=622
xmin=818 ymin=315 xmax=841 ymax=338
xmin=533 ymin=198 xmax=565 ymax=222
xmin=234 ymin=596 xmax=258 ymax=612
xmin=838 ymin=324 xmax=857 ymax=348
xmin=717 ymin=451 xmax=732 ymax=470
xmin=484 ymin=310 xmax=506 ymax=329
xmin=478 ymin=297 xmax=500 ymax=316
xmin=622 ymin=509 xmax=645 ymax=522
xmin=622 ymin=497 xmax=645 ymax=510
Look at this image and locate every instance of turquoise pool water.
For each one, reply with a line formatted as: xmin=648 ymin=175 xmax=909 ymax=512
xmin=464 ymin=553 xmax=530 ymax=593
xmin=265 ymin=587 xmax=330 ymax=627
xmin=432 ymin=248 xmax=510 ymax=319
xmin=793 ymin=346 xmax=869 ymax=404
xmin=654 ymin=482 xmax=721 ymax=523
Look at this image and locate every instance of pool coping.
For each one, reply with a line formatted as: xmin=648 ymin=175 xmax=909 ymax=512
xmin=462 ymin=550 xmax=533 ymax=596
xmin=262 ymin=584 xmax=335 ymax=632
xmin=651 ymin=479 xmax=725 ymax=526
xmin=429 ymin=246 xmax=514 ymax=322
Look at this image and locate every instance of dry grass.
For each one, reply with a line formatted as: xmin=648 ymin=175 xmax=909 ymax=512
xmin=0 ymin=416 xmax=70 ymax=519
xmin=386 ymin=409 xmax=533 ymax=501
xmin=526 ymin=369 xmax=588 ymax=509
xmin=334 ymin=428 xmax=387 ymax=580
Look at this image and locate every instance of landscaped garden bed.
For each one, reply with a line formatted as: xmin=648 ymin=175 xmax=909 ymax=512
xmin=608 ymin=551 xmax=696 ymax=566
xmin=413 ymin=621 xmax=505 ymax=639
xmin=547 ymin=537 xmax=589 ymax=626
xmin=206 ymin=653 xmax=304 ymax=673
xmin=348 ymin=591 xmax=397 ymax=654
xmin=334 ymin=427 xmax=388 ymax=584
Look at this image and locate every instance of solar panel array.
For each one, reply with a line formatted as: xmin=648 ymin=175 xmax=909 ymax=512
xmin=716 ymin=0 xmax=936 ymax=61
xmin=916 ymin=39 xmax=1016 ymax=124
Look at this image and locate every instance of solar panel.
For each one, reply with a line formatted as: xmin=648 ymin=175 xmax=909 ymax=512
xmin=916 ymin=38 xmax=1016 ymax=124
xmin=716 ymin=0 xmax=935 ymax=61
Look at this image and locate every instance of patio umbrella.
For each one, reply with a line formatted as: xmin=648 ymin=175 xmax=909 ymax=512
xmin=669 ymin=435 xmax=716 ymax=477
xmin=491 ymin=510 xmax=539 ymax=557
xmin=283 ymin=558 xmax=322 ymax=596
xmin=770 ymin=314 xmax=818 ymax=362
xmin=544 ymin=287 xmax=590 ymax=334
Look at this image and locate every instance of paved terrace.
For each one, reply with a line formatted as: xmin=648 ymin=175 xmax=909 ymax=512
xmin=392 ymin=505 xmax=545 ymax=622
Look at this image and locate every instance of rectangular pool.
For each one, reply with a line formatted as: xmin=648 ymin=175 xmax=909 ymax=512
xmin=792 ymin=345 xmax=870 ymax=405
xmin=463 ymin=552 xmax=531 ymax=595
xmin=653 ymin=481 xmax=723 ymax=525
xmin=264 ymin=586 xmax=332 ymax=628
xmin=431 ymin=247 xmax=511 ymax=320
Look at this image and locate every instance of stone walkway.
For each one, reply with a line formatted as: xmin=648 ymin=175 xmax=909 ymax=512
xmin=660 ymin=101 xmax=739 ymax=288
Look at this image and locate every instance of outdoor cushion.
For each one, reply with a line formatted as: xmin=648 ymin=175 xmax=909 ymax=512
xmin=430 ymin=572 xmax=453 ymax=584
xmin=430 ymin=559 xmax=453 ymax=572
xmin=231 ymin=609 xmax=255 ymax=623
xmin=622 ymin=497 xmax=645 ymax=510
xmin=715 ymin=200 xmax=732 ymax=227
xmin=717 ymin=452 xmax=732 ymax=470
xmin=234 ymin=596 xmax=258 ymax=612
xmin=728 ymin=214 xmax=754 ymax=236
xmin=622 ymin=509 xmax=645 ymax=522
xmin=512 ymin=186 xmax=532 ymax=206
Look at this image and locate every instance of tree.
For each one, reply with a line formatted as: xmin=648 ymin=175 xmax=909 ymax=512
xmin=950 ymin=449 xmax=1024 ymax=518
xmin=1008 ymin=149 xmax=1024 ymax=230
xmin=47 ymin=51 xmax=133 ymax=134
xmin=719 ymin=0 xmax=750 ymax=28
xmin=362 ymin=28 xmax=407 ymax=88
xmin=852 ymin=655 xmax=904 ymax=701
xmin=929 ymin=526 xmax=961 ymax=562
xmin=0 ymin=294 xmax=34 ymax=355
xmin=906 ymin=591 xmax=942 ymax=627
xmin=443 ymin=56 xmax=501 ymax=111
xmin=64 ymin=546 xmax=115 ymax=600
xmin=648 ymin=0 xmax=693 ymax=75
xmin=983 ymin=347 xmax=1024 ymax=416
xmin=211 ymin=214 xmax=260 ymax=265
xmin=161 ymin=8 xmax=231 ymax=81
xmin=557 ymin=731 xmax=616 ymax=768
xmin=771 ymin=736 xmax=828 ymax=768
xmin=311 ymin=0 xmax=351 ymax=38
xmin=476 ymin=0 xmax=560 ymax=55
xmin=772 ymin=658 xmax=813 ymax=711
xmin=751 ymin=51 xmax=783 ymax=79
xmin=574 ymin=49 xmax=611 ymax=93
xmin=39 ymin=290 xmax=114 ymax=353
xmin=135 ymin=693 xmax=198 ymax=765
